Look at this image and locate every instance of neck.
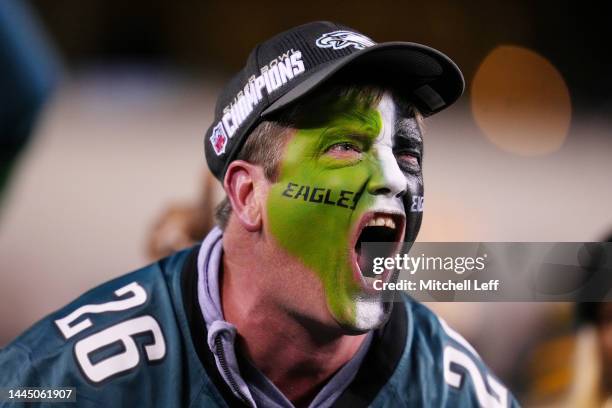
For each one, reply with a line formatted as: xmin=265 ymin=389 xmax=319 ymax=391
xmin=221 ymin=223 xmax=367 ymax=404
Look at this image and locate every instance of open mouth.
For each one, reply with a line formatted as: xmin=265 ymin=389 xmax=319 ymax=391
xmin=351 ymin=212 xmax=406 ymax=291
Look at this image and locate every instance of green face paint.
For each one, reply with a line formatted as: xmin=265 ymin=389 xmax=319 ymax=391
xmin=266 ymin=90 xmax=423 ymax=330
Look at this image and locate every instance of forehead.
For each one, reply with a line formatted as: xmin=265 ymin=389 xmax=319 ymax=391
xmin=282 ymin=87 xmax=423 ymax=151
xmin=290 ymin=86 xmax=418 ymax=123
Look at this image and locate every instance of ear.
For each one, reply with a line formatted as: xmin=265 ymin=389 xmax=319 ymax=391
xmin=223 ymin=160 xmax=267 ymax=232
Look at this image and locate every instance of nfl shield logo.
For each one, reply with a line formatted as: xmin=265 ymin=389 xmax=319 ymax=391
xmin=210 ymin=122 xmax=227 ymax=156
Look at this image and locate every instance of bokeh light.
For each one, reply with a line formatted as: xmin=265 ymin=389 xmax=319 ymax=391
xmin=471 ymin=45 xmax=572 ymax=156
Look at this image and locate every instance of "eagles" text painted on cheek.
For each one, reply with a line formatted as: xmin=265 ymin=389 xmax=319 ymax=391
xmin=281 ymin=182 xmax=361 ymax=210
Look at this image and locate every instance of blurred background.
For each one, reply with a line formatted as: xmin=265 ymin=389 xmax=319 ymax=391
xmin=1 ymin=0 xmax=611 ymax=405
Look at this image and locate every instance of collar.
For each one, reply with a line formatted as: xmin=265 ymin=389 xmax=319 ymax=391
xmin=196 ymin=227 xmax=256 ymax=406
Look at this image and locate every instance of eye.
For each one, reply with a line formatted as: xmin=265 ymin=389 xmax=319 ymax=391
xmin=395 ymin=151 xmax=420 ymax=169
xmin=325 ymin=142 xmax=363 ymax=160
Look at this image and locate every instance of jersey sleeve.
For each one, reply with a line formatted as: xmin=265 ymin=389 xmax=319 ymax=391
xmin=0 ymin=308 xmax=95 ymax=406
xmin=0 ymin=261 xmax=192 ymax=407
xmin=0 ymin=343 xmax=40 ymax=389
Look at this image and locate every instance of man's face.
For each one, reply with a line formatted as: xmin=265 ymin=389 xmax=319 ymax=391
xmin=265 ymin=90 xmax=423 ymax=331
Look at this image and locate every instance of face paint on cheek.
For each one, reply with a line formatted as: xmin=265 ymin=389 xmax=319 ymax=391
xmin=266 ymin=131 xmax=377 ymax=328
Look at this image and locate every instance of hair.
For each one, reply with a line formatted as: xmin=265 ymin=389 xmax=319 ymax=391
xmin=214 ymin=120 xmax=290 ymax=229
xmin=214 ymin=83 xmax=424 ymax=229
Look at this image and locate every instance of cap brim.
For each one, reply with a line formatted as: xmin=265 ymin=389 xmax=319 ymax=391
xmin=261 ymin=41 xmax=464 ymax=118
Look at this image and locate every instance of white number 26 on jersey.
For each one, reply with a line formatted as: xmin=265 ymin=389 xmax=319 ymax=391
xmin=55 ymin=282 xmax=166 ymax=383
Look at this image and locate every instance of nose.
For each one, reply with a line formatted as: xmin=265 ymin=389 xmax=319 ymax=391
xmin=367 ymin=148 xmax=407 ymax=198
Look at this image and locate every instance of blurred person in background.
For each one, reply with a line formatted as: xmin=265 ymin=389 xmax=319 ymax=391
xmin=147 ymin=169 xmax=223 ymax=260
xmin=570 ymin=301 xmax=612 ymax=408
xmin=570 ymin=234 xmax=612 ymax=408
xmin=0 ymin=0 xmax=59 ymax=204
xmin=0 ymin=21 xmax=519 ymax=407
xmin=512 ymin=234 xmax=612 ymax=407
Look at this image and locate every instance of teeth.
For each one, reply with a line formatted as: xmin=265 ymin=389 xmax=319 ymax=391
xmin=385 ymin=218 xmax=396 ymax=229
xmin=365 ymin=216 xmax=396 ymax=229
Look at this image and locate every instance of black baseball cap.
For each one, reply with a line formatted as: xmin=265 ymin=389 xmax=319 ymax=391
xmin=204 ymin=21 xmax=464 ymax=181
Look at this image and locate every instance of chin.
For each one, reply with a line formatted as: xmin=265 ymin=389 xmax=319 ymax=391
xmin=335 ymin=296 xmax=394 ymax=334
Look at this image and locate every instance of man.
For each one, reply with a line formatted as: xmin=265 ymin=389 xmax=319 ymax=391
xmin=0 ymin=21 xmax=517 ymax=407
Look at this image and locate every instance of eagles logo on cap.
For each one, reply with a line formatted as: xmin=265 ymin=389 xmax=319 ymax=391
xmin=315 ymin=30 xmax=376 ymax=51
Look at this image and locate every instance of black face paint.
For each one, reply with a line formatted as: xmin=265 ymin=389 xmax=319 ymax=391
xmin=392 ymin=97 xmax=425 ymax=244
